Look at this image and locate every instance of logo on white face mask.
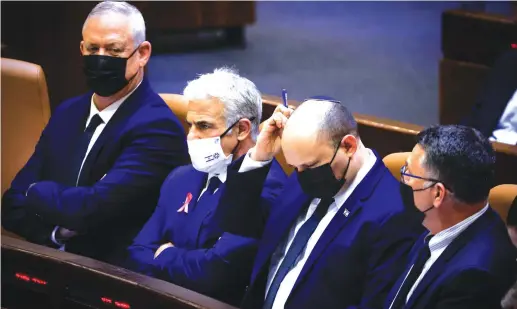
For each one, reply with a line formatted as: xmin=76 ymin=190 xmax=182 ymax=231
xmin=205 ymin=153 xmax=220 ymax=163
xmin=188 ymin=137 xmax=233 ymax=174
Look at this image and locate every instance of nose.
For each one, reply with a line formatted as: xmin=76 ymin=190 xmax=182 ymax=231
xmin=97 ymin=48 xmax=107 ymax=56
xmin=187 ymin=128 xmax=199 ymax=141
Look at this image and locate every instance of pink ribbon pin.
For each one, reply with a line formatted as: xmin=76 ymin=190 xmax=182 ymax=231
xmin=177 ymin=192 xmax=193 ymax=213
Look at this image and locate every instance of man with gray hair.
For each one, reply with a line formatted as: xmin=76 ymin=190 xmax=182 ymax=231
xmin=216 ymin=97 xmax=424 ymax=309
xmin=2 ymin=1 xmax=188 ymax=265
xmin=127 ymin=67 xmax=286 ymax=305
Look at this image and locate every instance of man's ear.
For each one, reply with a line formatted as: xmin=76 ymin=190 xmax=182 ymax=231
xmin=433 ymin=183 xmax=447 ymax=208
xmin=341 ymin=134 xmax=358 ymax=156
xmin=80 ymin=41 xmax=85 ymax=55
xmin=236 ymin=119 xmax=252 ymax=141
xmin=137 ymin=41 xmax=152 ymax=67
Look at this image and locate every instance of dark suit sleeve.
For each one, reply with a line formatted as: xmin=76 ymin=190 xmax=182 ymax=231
xmin=436 ymin=269 xmax=504 ymax=309
xmin=353 ymin=210 xmax=423 ymax=309
xmin=126 ymin=198 xmax=168 ymax=275
xmin=153 ymin=232 xmax=258 ymax=300
xmin=210 ymin=157 xmax=274 ymax=239
xmin=24 ymin=118 xmax=188 ymax=233
xmin=138 ymin=167 xmax=285 ymax=302
xmin=1 ymin=120 xmax=57 ymax=245
xmin=126 ymin=171 xmax=180 ymax=274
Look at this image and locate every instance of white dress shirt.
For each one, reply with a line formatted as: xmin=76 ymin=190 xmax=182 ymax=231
xmin=51 ymin=81 xmax=141 ymax=249
xmin=198 ymin=171 xmax=226 ymax=201
xmin=197 ymin=150 xmax=268 ymax=200
xmin=491 ymin=89 xmax=517 ymax=145
xmin=240 ymin=148 xmax=377 ymax=309
xmin=388 ymin=204 xmax=489 ymax=308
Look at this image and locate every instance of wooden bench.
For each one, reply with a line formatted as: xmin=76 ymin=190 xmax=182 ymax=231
xmin=2 ymin=235 xmax=237 ymax=309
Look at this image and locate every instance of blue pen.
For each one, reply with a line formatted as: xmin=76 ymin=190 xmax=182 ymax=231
xmin=281 ymin=89 xmax=288 ymax=107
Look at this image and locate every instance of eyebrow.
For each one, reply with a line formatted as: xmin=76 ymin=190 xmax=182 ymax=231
xmin=84 ymin=42 xmax=126 ymax=49
xmin=193 ymin=120 xmax=213 ymax=127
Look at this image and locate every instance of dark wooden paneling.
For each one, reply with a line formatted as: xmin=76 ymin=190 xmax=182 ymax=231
xmin=1 ymin=2 xmax=255 ymax=110
xmin=442 ymin=10 xmax=517 ymax=66
xmin=439 ymin=59 xmax=490 ymax=125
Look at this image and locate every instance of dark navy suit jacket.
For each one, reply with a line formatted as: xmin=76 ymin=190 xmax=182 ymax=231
xmin=1 ymin=77 xmax=189 ymax=265
xmin=384 ymin=207 xmax=517 ymax=309
xmin=127 ymin=158 xmax=286 ymax=305
xmin=219 ymin=151 xmax=425 ymax=309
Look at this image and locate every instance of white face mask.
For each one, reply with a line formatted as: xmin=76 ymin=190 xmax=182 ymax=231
xmin=188 ymin=136 xmax=234 ymax=174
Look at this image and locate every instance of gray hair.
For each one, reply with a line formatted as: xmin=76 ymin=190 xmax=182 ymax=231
xmin=299 ymin=99 xmax=358 ymax=147
xmin=183 ymin=67 xmax=262 ymax=140
xmin=83 ymin=1 xmax=146 ymax=47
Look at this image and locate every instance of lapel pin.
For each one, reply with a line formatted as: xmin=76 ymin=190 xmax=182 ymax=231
xmin=178 ymin=192 xmax=193 ymax=213
xmin=343 ymin=209 xmax=350 ymax=217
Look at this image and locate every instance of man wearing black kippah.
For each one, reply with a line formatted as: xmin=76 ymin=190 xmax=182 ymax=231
xmin=219 ymin=96 xmax=424 ymax=309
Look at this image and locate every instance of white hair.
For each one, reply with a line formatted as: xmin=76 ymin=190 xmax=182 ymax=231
xmin=183 ymin=67 xmax=263 ymax=140
xmin=83 ymin=1 xmax=146 ymax=47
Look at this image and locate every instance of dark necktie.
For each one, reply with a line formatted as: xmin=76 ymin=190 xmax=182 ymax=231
xmin=196 ymin=176 xmax=222 ymax=204
xmin=263 ymin=197 xmax=334 ymax=309
xmin=390 ymin=237 xmax=432 ymax=309
xmin=75 ymin=114 xmax=103 ymax=185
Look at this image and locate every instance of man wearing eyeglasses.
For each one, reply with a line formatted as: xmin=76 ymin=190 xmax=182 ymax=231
xmin=385 ymin=124 xmax=517 ymax=309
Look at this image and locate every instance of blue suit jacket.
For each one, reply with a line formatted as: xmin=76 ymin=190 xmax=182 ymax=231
xmin=1 ymin=78 xmax=189 ymax=265
xmin=222 ymin=152 xmax=425 ymax=309
xmin=127 ymin=157 xmax=286 ymax=305
xmin=384 ymin=207 xmax=517 ymax=309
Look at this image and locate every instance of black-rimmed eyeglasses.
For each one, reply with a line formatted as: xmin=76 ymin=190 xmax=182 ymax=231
xmin=400 ymin=164 xmax=453 ymax=192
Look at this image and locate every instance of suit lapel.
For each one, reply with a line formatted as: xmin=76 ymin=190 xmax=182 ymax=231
xmin=63 ymin=99 xmax=91 ymax=186
xmin=405 ymin=208 xmax=498 ymax=308
xmin=173 ymin=168 xmax=208 ymax=249
xmin=289 ymin=153 xmax=386 ymax=297
xmin=251 ymin=177 xmax=311 ymax=285
xmin=77 ymin=78 xmax=154 ymax=186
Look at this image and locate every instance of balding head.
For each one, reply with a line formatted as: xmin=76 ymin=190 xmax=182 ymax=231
xmin=284 ymin=99 xmax=358 ymax=148
xmin=281 ymin=98 xmax=361 ymax=180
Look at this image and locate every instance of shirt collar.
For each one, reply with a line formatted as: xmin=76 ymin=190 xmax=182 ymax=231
xmin=427 ymin=203 xmax=489 ymax=251
xmin=86 ymin=79 xmax=142 ymax=127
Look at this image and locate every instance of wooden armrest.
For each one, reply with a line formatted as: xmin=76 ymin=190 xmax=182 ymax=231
xmin=2 ymin=235 xmax=237 ymax=309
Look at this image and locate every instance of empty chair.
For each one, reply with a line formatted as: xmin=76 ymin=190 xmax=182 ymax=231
xmin=1 ymin=58 xmax=51 ymax=195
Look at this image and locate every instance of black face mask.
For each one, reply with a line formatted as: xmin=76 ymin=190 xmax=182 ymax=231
xmin=399 ymin=182 xmax=434 ymax=213
xmin=83 ymin=46 xmax=140 ymax=97
xmin=297 ymin=144 xmax=351 ymax=199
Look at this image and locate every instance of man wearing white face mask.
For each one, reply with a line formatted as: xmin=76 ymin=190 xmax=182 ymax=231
xmin=127 ymin=67 xmax=287 ymax=305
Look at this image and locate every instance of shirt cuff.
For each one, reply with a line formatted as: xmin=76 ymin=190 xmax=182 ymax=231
xmin=238 ymin=149 xmax=273 ymax=173
xmin=51 ymin=226 xmax=65 ymax=247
